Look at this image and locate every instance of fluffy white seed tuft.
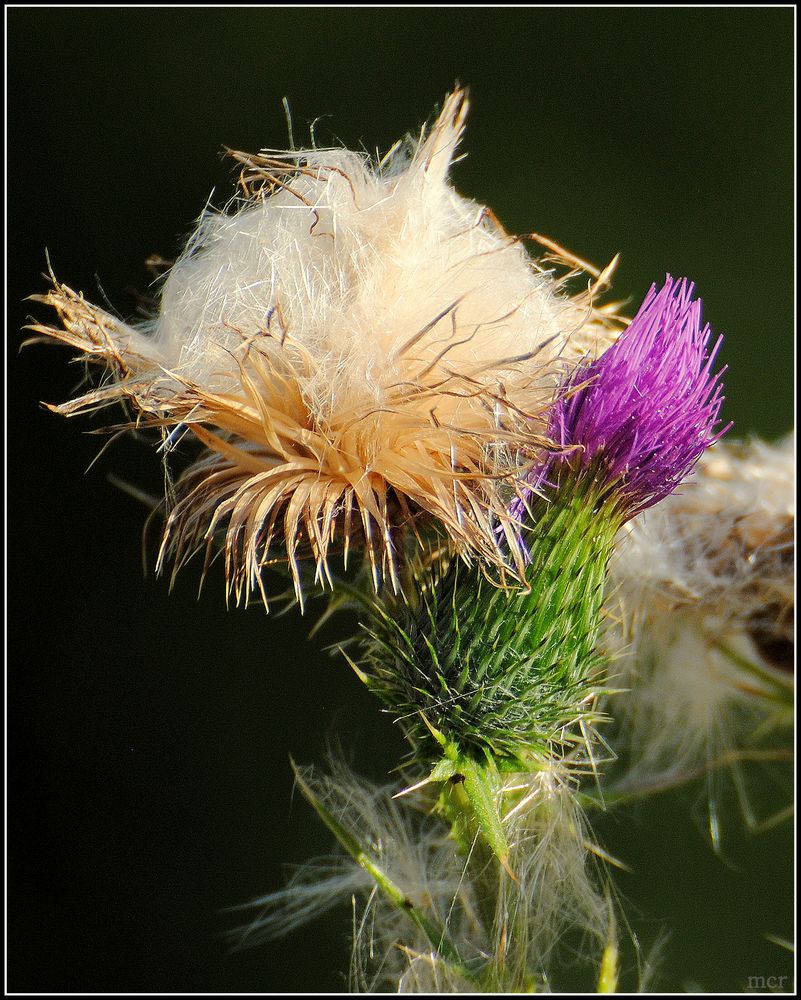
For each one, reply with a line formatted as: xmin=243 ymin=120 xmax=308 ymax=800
xmin=31 ymin=90 xmax=619 ymax=603
xmin=604 ymin=434 xmax=794 ymax=796
xmin=231 ymin=757 xmax=612 ymax=992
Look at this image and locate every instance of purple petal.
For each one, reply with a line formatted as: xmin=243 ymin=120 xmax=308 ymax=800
xmin=525 ymin=275 xmax=729 ymax=522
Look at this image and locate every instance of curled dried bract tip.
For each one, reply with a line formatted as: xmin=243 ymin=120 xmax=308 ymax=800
xmin=29 ymin=89 xmax=619 ymax=606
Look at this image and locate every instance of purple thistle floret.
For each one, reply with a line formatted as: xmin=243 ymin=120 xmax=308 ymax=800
xmin=524 ymin=275 xmax=728 ymax=522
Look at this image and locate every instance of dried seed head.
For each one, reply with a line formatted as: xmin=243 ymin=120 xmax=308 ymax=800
xmin=29 ymin=90 xmax=619 ymax=605
xmin=605 ymin=433 xmax=795 ymax=783
xmin=610 ymin=433 xmax=794 ymax=656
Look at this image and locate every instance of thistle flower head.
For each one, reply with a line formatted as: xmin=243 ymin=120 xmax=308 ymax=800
xmin=29 ymin=89 xmax=619 ymax=604
xmin=538 ymin=275 xmax=727 ymax=520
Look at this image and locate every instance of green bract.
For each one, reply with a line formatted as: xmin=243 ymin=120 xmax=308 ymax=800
xmin=352 ymin=471 xmax=622 ymax=864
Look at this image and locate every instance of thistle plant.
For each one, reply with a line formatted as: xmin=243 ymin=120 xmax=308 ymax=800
xmin=25 ymin=90 xmax=793 ymax=991
xmin=351 ymin=276 xmax=727 ymax=868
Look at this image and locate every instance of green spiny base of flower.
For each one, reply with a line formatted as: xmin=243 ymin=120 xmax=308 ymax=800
xmin=356 ymin=471 xmax=621 ymax=769
xmin=345 ymin=471 xmax=622 ymax=869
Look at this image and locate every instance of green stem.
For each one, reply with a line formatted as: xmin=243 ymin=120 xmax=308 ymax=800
xmin=290 ymin=758 xmax=478 ymax=984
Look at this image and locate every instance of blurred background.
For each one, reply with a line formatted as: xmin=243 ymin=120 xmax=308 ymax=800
xmin=9 ymin=7 xmax=794 ymax=993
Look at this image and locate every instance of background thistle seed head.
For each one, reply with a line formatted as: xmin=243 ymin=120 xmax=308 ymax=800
xmin=604 ymin=433 xmax=795 ymax=786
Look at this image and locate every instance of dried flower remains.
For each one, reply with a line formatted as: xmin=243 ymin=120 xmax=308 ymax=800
xmin=29 ymin=90 xmax=619 ymax=605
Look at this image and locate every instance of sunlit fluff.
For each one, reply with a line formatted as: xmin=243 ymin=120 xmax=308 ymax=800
xmin=232 ymin=759 xmax=611 ymax=993
xmin=230 ymin=759 xmax=481 ymax=991
xmin=605 ymin=434 xmax=794 ymax=783
xmin=523 ymin=275 xmax=727 ymax=522
xmin=30 ymin=90 xmax=619 ymax=604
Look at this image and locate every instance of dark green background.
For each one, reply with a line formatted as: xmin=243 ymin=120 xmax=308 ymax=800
xmin=9 ymin=8 xmax=794 ymax=993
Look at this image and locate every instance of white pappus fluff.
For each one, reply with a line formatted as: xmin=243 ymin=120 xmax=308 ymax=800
xmin=232 ymin=757 xmax=612 ymax=993
xmin=230 ymin=759 xmax=482 ymax=992
xmin=604 ymin=433 xmax=795 ymax=793
xmin=34 ymin=89 xmax=619 ymax=601
xmin=149 ymin=102 xmax=604 ymax=403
